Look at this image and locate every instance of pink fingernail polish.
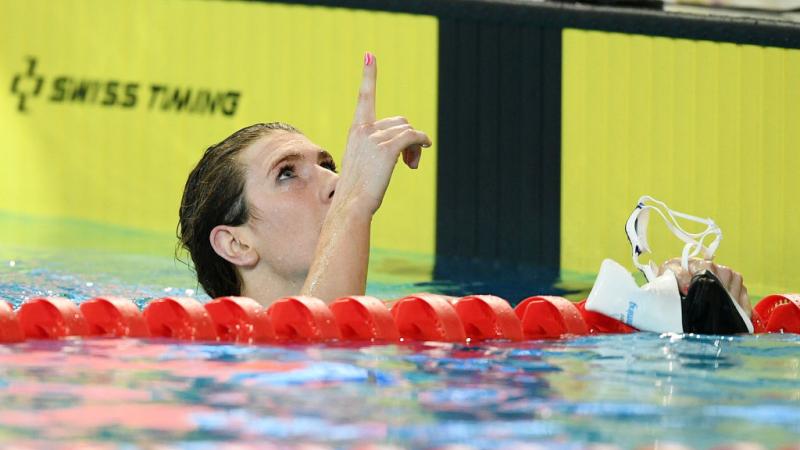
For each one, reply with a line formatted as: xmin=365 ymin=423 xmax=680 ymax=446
xmin=364 ymin=51 xmax=373 ymax=66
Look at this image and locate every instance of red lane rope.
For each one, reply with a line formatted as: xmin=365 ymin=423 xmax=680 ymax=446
xmin=0 ymin=293 xmax=797 ymax=343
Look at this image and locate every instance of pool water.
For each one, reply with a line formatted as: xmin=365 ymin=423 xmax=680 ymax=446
xmin=0 ymin=218 xmax=799 ymax=449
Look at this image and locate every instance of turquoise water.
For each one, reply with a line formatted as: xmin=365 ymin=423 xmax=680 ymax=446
xmin=0 ymin=219 xmax=799 ymax=449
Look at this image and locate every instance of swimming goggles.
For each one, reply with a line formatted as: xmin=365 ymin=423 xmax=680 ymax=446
xmin=625 ymin=196 xmax=722 ymax=282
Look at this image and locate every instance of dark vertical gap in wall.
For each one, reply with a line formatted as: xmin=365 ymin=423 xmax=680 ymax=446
xmin=435 ymin=19 xmax=563 ymax=298
xmin=535 ymin=27 xmax=549 ymax=270
xmin=518 ymin=26 xmax=544 ymax=270
xmin=436 ymin=17 xmax=478 ymax=280
xmin=541 ymin=27 xmax=562 ymax=271
xmin=461 ymin=20 xmax=480 ymax=262
xmin=436 ymin=18 xmax=458 ymax=260
xmin=497 ymin=24 xmax=523 ymax=269
xmin=476 ymin=23 xmax=500 ymax=263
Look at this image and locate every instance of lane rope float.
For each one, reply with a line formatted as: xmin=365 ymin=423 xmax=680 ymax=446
xmin=143 ymin=297 xmax=217 ymax=341
xmin=205 ymin=296 xmax=275 ymax=344
xmin=17 ymin=297 xmax=89 ymax=339
xmin=516 ymin=296 xmax=590 ymax=339
xmin=391 ymin=294 xmax=466 ymax=342
xmin=452 ymin=295 xmax=524 ymax=342
xmin=81 ymin=296 xmax=150 ymax=338
xmin=0 ymin=300 xmax=24 ymax=343
xmin=331 ymin=296 xmax=400 ymax=342
xmin=0 ymin=292 xmax=797 ymax=344
xmin=268 ymin=296 xmax=341 ymax=343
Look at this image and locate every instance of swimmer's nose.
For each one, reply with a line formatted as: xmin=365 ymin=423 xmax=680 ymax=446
xmin=327 ymin=179 xmax=337 ymax=202
xmin=320 ymin=170 xmax=337 ymax=204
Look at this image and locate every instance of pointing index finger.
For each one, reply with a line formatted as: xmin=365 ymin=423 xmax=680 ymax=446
xmin=353 ymin=52 xmax=377 ymax=125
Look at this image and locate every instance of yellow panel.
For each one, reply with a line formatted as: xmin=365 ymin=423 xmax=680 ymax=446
xmin=0 ymin=0 xmax=437 ymax=256
xmin=563 ymin=29 xmax=800 ymax=296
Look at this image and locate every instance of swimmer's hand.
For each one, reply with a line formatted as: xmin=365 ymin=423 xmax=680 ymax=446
xmin=301 ymin=53 xmax=431 ymax=302
xmin=336 ymin=52 xmax=432 ymax=215
xmin=658 ymin=258 xmax=752 ymax=317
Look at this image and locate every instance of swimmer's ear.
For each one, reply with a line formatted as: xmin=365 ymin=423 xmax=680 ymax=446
xmin=209 ymin=225 xmax=259 ymax=267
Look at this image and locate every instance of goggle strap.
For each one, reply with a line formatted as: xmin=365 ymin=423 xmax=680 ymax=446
xmin=627 ymin=196 xmax=722 ymax=280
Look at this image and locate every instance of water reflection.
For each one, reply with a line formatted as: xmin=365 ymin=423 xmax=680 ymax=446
xmin=1 ymin=223 xmax=799 ymax=448
xmin=0 ymin=334 xmax=797 ymax=448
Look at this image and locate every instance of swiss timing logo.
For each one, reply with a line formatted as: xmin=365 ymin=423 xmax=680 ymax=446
xmin=8 ymin=56 xmax=241 ymax=116
xmin=10 ymin=57 xmax=44 ymax=113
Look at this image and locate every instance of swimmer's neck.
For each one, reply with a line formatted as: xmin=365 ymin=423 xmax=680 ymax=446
xmin=239 ymin=267 xmax=305 ymax=308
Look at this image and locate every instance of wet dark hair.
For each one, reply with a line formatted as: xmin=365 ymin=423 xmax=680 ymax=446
xmin=178 ymin=122 xmax=300 ymax=298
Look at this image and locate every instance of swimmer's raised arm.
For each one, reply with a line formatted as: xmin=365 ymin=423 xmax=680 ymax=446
xmin=301 ymin=53 xmax=432 ymax=302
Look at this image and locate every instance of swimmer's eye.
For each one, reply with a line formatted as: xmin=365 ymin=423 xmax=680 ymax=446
xmin=277 ymin=164 xmax=296 ymax=181
xmin=321 ymin=160 xmax=337 ymax=173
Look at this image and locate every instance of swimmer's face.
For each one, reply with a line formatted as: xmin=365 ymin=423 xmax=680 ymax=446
xmin=239 ymin=131 xmax=338 ymax=280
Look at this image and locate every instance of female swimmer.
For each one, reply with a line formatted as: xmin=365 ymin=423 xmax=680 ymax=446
xmin=178 ymin=53 xmax=431 ymax=306
xmin=178 ymin=52 xmax=752 ymax=325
